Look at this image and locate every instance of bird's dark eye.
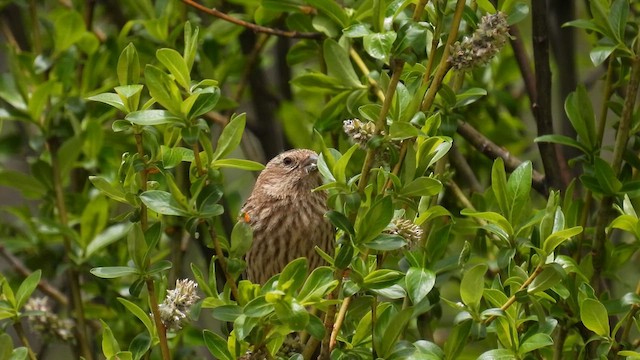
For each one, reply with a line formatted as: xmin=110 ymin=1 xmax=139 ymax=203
xmin=282 ymin=157 xmax=294 ymax=167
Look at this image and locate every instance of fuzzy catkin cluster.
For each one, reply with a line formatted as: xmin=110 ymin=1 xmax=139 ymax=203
xmin=25 ymin=296 xmax=75 ymax=342
xmin=386 ymin=218 xmax=424 ymax=244
xmin=158 ymin=279 xmax=200 ymax=331
xmin=450 ymin=12 xmax=509 ymax=70
xmin=343 ymin=119 xmax=378 ymax=148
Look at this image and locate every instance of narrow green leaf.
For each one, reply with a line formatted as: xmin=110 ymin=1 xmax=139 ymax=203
xmin=306 ymin=0 xmax=348 ymax=26
xmin=363 ymin=32 xmax=397 ymax=62
xmin=230 ymin=221 xmax=253 ymax=257
xmin=542 ymin=226 xmax=583 ymax=255
xmin=594 ymin=157 xmax=622 ymax=194
xmin=361 ymin=269 xmax=403 ymax=289
xmin=491 ymin=158 xmax=509 ymax=217
xmin=87 ymin=93 xmax=126 ymax=112
xmin=144 ymin=65 xmax=182 ymax=115
xmin=506 ymin=161 xmax=532 ymax=225
xmin=140 ymin=190 xmax=191 ymax=216
xmin=333 ymin=144 xmax=359 ymax=185
xmin=117 ymin=43 xmax=140 ymax=86
xmin=460 ymin=264 xmax=487 ymax=310
xmin=156 ymin=48 xmax=191 ymax=91
xmin=117 ymin=298 xmax=155 ymax=337
xmin=125 ymin=110 xmax=181 ymax=126
xmin=460 ymin=209 xmax=514 ymax=237
xmin=528 ymin=264 xmax=566 ymax=294
xmin=53 ymin=10 xmax=85 ymax=55
xmin=518 ymin=333 xmax=553 ymax=355
xmin=478 ymin=349 xmax=518 ymax=360
xmin=298 ymin=267 xmax=338 ymax=303
xmin=211 ymin=158 xmax=265 ymax=171
xmin=323 ymin=39 xmax=361 ymax=88
xmin=565 ymin=86 xmax=596 ymax=151
xmin=444 ymin=319 xmax=472 ymax=358
xmin=534 ymin=134 xmax=590 ymax=155
xmin=211 ymin=113 xmax=246 ymax=161
xmin=355 ymin=196 xmax=393 ymax=244
xmin=203 ymin=330 xmax=233 ymax=360
xmin=100 ymin=320 xmax=120 ymax=358
xmin=15 ymin=270 xmax=41 ymax=310
xmin=0 ymin=170 xmax=46 ymax=199
xmin=127 ymin=223 xmax=147 ymax=269
xmin=90 ymin=266 xmax=138 ymax=279
xmin=580 ymin=298 xmax=610 ymax=337
xmin=278 ymin=258 xmax=308 ymax=295
xmin=399 ymin=177 xmax=442 ymax=197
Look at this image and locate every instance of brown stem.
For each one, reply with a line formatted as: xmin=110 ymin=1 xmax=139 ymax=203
xmin=48 ymin=140 xmax=93 ymax=360
xmin=509 ymin=26 xmax=537 ymax=106
xmin=181 ymin=0 xmax=322 ymax=39
xmin=28 ymin=0 xmax=41 ymax=53
xmin=14 ymin=321 xmax=37 ymax=360
xmin=330 ymin=295 xmax=352 ymax=350
xmin=449 ymin=144 xmax=483 ymax=193
xmin=532 ymin=0 xmax=569 ymax=191
xmin=0 ymin=246 xmax=68 ymax=306
xmin=357 ymin=60 xmax=404 ymax=192
xmin=146 ymin=279 xmax=171 ymax=360
xmin=456 ymin=120 xmax=547 ymax=195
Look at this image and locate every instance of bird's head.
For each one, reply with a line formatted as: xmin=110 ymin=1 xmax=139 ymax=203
xmin=253 ymin=149 xmax=323 ymax=198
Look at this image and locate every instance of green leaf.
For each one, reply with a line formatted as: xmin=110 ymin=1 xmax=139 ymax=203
xmin=507 ymin=160 xmax=532 ymax=221
xmin=0 ymin=170 xmax=46 ymax=199
xmin=117 ymin=43 xmax=140 ymax=86
xmin=298 ymin=267 xmax=338 ymax=303
xmin=389 ymin=122 xmax=420 ymax=140
xmin=361 ymin=269 xmax=403 ymax=289
xmin=211 ymin=158 xmax=265 ymax=171
xmin=230 ymin=221 xmax=253 ymax=257
xmin=127 ymin=223 xmax=147 ymax=269
xmin=399 ymin=177 xmax=442 ymax=197
xmin=291 ymin=73 xmax=347 ymax=92
xmin=518 ymin=333 xmax=553 ymax=355
xmin=491 ymin=158 xmax=509 ymax=217
xmin=129 ymin=333 xmax=151 ymax=360
xmin=184 ymin=87 xmax=220 ymax=120
xmin=378 ymin=307 xmax=413 ymax=358
xmin=100 ymin=320 xmax=120 ymax=358
xmin=454 ymin=88 xmax=487 ymax=108
xmin=87 ymin=93 xmax=126 ymax=112
xmin=244 ymin=296 xmax=274 ymax=317
xmin=333 ymin=144 xmax=359 ymax=185
xmin=609 ymin=0 xmax=628 ymax=44
xmin=325 ymin=210 xmax=354 ymax=236
xmin=580 ymin=298 xmax=610 ymax=337
xmin=363 ymin=32 xmax=397 ymax=63
xmin=460 ymin=209 xmax=514 ymax=237
xmin=211 ymin=113 xmax=246 ymax=161
xmin=477 ymin=0 xmax=497 ymax=13
xmin=405 ymin=267 xmax=435 ymax=304
xmin=444 ymin=319 xmax=472 ymax=358
xmin=140 ymin=190 xmax=191 ymax=216
xmin=534 ymin=134 xmax=590 ymax=155
xmin=277 ymin=258 xmax=308 ymax=295
xmin=125 ymin=110 xmax=181 ymax=126
xmin=117 ymin=298 xmax=155 ymax=337
xmin=528 ymin=264 xmax=566 ymax=294
xmin=364 ymin=234 xmax=407 ymax=251
xmin=156 ymin=48 xmax=191 ymax=91
xmin=355 ymin=196 xmax=393 ymax=244
xmin=90 ymin=266 xmax=138 ymax=279
xmin=15 ymin=270 xmax=40 ymax=310
xmin=183 ymin=21 xmax=199 ymax=71
xmin=306 ymin=314 xmax=326 ymax=339
xmin=590 ymin=45 xmax=616 ymax=67
xmin=306 ymin=0 xmax=348 ymax=26
xmin=478 ymin=349 xmax=518 ymax=360
xmin=144 ymin=65 xmax=182 ymax=115
xmin=323 ymin=39 xmax=361 ymax=88
xmin=53 ymin=10 xmax=85 ymax=55
xmin=203 ymin=330 xmax=233 ymax=360
xmin=565 ymin=86 xmax=596 ymax=151
xmin=274 ymin=298 xmax=309 ymax=330
xmin=343 ymin=24 xmax=372 ymax=38
xmin=460 ymin=264 xmax=487 ymax=310
xmin=594 ymin=157 xmax=622 ymax=194
xmin=542 ymin=226 xmax=583 ymax=256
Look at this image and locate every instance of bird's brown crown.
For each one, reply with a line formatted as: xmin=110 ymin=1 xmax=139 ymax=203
xmin=251 ymin=149 xmax=323 ymax=199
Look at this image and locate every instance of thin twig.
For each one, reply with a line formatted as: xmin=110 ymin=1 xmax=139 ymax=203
xmin=349 ymin=48 xmax=385 ymax=102
xmin=449 ymin=144 xmax=483 ymax=193
xmin=456 ymin=120 xmax=547 ymax=195
xmin=208 ymin=226 xmax=240 ymax=300
xmin=14 ymin=321 xmax=37 ymax=360
xmin=483 ymin=264 xmax=544 ymax=325
xmin=181 ymin=0 xmax=322 ymax=39
xmin=330 ymin=296 xmax=352 ymax=350
xmin=146 ymin=279 xmax=171 ymax=360
xmin=0 ymin=246 xmax=68 ymax=306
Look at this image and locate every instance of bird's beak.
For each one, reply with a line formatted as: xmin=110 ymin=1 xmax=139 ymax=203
xmin=302 ymin=154 xmax=318 ymax=174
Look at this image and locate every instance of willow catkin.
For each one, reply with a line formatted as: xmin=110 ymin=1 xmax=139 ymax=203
xmin=241 ymin=149 xmax=334 ymax=284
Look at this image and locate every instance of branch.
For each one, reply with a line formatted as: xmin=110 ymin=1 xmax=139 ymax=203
xmin=181 ymin=0 xmax=323 ymax=39
xmin=531 ymin=0 xmax=570 ymax=191
xmin=0 ymin=246 xmax=68 ymax=306
xmin=456 ymin=120 xmax=547 ymax=195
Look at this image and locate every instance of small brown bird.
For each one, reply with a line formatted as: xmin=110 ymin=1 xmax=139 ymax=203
xmin=241 ymin=149 xmax=334 ymax=284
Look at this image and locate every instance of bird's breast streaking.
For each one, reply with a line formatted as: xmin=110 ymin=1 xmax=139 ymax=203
xmin=241 ymin=149 xmax=334 ymax=284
